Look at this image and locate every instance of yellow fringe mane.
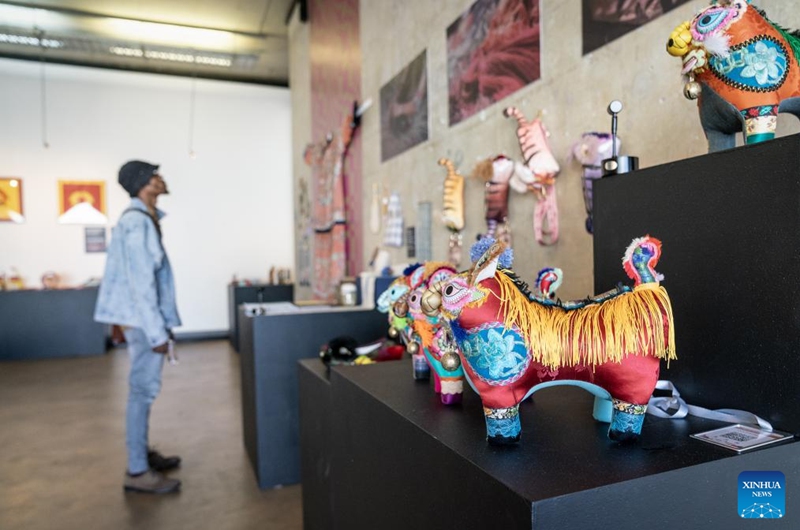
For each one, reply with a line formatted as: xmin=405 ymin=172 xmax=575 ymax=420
xmin=493 ymin=272 xmax=676 ymax=370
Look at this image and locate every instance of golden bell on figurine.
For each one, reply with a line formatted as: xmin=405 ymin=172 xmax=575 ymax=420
xmin=683 ymin=79 xmax=701 ymax=100
xmin=388 ymin=326 xmax=399 ymax=339
xmin=441 ymin=351 xmax=461 ymax=372
xmin=406 ymin=341 xmax=419 ymax=354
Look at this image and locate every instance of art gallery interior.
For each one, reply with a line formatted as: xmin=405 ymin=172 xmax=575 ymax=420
xmin=1 ymin=0 xmax=799 ymax=528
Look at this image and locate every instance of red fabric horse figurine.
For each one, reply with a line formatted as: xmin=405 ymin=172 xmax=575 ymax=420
xmin=422 ymin=236 xmax=676 ymax=445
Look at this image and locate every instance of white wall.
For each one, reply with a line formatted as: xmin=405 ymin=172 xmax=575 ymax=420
xmin=0 ymin=58 xmax=294 ymax=334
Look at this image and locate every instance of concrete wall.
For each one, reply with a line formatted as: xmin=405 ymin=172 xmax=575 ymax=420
xmin=357 ymin=0 xmax=800 ymax=299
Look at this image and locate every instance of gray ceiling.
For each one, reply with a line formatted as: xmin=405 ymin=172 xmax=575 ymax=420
xmin=0 ymin=0 xmax=300 ymax=85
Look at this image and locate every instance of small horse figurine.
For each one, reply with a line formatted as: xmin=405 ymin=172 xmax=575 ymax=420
xmin=377 ymin=265 xmax=428 ymax=379
xmin=422 ymin=236 xmax=676 ymax=445
xmin=397 ymin=262 xmax=465 ymax=405
xmin=667 ymin=0 xmax=800 ymax=152
xmin=377 ymin=263 xmax=466 ymax=404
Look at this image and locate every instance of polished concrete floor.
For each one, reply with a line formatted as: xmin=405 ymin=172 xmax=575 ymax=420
xmin=0 ymin=340 xmax=302 ymax=530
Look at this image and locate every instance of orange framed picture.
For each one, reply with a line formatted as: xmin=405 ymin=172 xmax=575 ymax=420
xmin=0 ymin=177 xmax=24 ymax=223
xmin=58 ymin=180 xmax=108 ymax=224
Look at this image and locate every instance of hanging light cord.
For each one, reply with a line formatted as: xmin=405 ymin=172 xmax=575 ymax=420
xmin=39 ymin=38 xmax=49 ymax=149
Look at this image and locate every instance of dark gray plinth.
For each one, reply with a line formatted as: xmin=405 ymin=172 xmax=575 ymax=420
xmin=228 ymin=284 xmax=294 ymax=352
xmin=298 ymin=359 xmax=333 ymax=530
xmin=0 ymin=287 xmax=106 ymax=360
xmin=239 ymin=305 xmax=387 ymax=489
xmin=593 ymin=134 xmax=800 ymax=435
xmin=324 ymin=360 xmax=797 ymax=530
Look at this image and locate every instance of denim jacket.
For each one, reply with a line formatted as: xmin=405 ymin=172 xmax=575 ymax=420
xmin=94 ymin=198 xmax=181 ymax=347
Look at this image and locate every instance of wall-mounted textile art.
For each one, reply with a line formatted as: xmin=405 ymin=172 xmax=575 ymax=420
xmin=57 ymin=180 xmax=107 ymax=225
xmin=0 ymin=178 xmax=24 ymax=223
xmin=380 ymin=50 xmax=429 ymax=162
xmin=582 ymin=0 xmax=691 ymax=55
xmin=447 ymin=0 xmax=541 ymax=126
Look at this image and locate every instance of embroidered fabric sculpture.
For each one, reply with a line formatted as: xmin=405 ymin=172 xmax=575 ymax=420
xmin=472 ymin=155 xmax=533 ymax=248
xmin=376 ymin=265 xmax=428 ymax=379
xmin=304 ymin=112 xmax=357 ymax=303
xmin=421 ymin=236 xmax=676 ymax=445
xmin=438 ymin=158 xmax=466 ymax=267
xmin=570 ymin=132 xmax=616 ymax=234
xmin=396 ymin=262 xmax=464 ymax=405
xmin=534 ymin=267 xmax=563 ymax=300
xmin=376 ymin=263 xmax=464 ymax=405
xmin=667 ymin=0 xmax=800 ymax=152
xmin=504 ymin=107 xmax=561 ymax=245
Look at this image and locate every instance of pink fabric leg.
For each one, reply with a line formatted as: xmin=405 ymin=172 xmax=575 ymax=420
xmin=534 ymin=185 xmax=558 ymax=245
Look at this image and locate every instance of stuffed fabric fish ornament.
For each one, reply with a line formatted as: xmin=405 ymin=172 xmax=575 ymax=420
xmin=667 ymin=0 xmax=800 ymax=151
xmin=422 ymin=236 xmax=676 ymax=445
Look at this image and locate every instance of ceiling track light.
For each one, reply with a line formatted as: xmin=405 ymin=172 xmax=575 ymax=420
xmin=0 ymin=32 xmax=63 ymax=48
xmin=108 ymin=45 xmax=232 ymax=67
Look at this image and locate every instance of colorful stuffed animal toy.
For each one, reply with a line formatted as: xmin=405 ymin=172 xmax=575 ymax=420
xmin=504 ymin=107 xmax=561 ymax=245
xmin=422 ymin=236 xmax=676 ymax=445
xmin=377 ymin=263 xmax=466 ymax=404
xmin=570 ymin=132 xmax=616 ymax=234
xmin=400 ymin=262 xmax=465 ymax=405
xmin=376 ymin=265 xmax=429 ymax=379
xmin=667 ymin=0 xmax=800 ymax=152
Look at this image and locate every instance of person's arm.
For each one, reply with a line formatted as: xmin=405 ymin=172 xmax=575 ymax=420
xmin=122 ymin=216 xmax=169 ymax=350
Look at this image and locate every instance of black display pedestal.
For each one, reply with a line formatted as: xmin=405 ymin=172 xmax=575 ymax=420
xmin=303 ymin=359 xmax=797 ymax=530
xmin=298 ymin=359 xmax=333 ymax=530
xmin=239 ymin=306 xmax=386 ymax=489
xmin=0 ymin=287 xmax=106 ymax=360
xmin=227 ymin=284 xmax=293 ymax=352
xmin=594 ymin=134 xmax=800 ymax=435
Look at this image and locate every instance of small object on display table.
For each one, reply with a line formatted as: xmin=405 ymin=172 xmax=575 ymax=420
xmin=319 ymin=335 xmax=404 ymax=367
xmin=666 ymin=1 xmax=800 ymax=152
xmin=421 ymin=236 xmax=676 ymax=445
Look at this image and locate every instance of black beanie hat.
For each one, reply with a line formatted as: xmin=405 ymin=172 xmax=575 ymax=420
xmin=119 ymin=160 xmax=159 ymax=197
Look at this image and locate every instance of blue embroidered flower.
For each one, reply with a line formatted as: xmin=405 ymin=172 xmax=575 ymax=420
xmin=741 ymin=41 xmax=785 ymax=86
xmin=461 ymin=327 xmax=528 ymax=383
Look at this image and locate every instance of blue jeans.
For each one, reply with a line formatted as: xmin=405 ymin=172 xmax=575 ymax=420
xmin=124 ymin=327 xmax=165 ymax=474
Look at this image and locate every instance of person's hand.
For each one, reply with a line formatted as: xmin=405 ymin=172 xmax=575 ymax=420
xmin=153 ymin=342 xmax=169 ymax=354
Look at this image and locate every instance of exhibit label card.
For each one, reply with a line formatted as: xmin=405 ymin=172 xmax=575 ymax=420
xmin=691 ymin=424 xmax=793 ymax=453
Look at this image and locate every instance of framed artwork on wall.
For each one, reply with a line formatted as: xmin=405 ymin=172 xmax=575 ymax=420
xmin=380 ymin=50 xmax=429 ymax=162
xmin=0 ymin=177 xmax=24 ymax=223
xmin=582 ymin=0 xmax=691 ymax=54
xmin=58 ymin=180 xmax=108 ymax=225
xmin=447 ymin=0 xmax=541 ymax=126
xmin=84 ymin=227 xmax=107 ymax=253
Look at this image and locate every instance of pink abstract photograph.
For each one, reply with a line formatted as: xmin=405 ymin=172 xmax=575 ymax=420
xmin=447 ymin=0 xmax=540 ymax=126
xmin=583 ymin=0 xmax=691 ymax=54
xmin=380 ymin=51 xmax=429 ymax=162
